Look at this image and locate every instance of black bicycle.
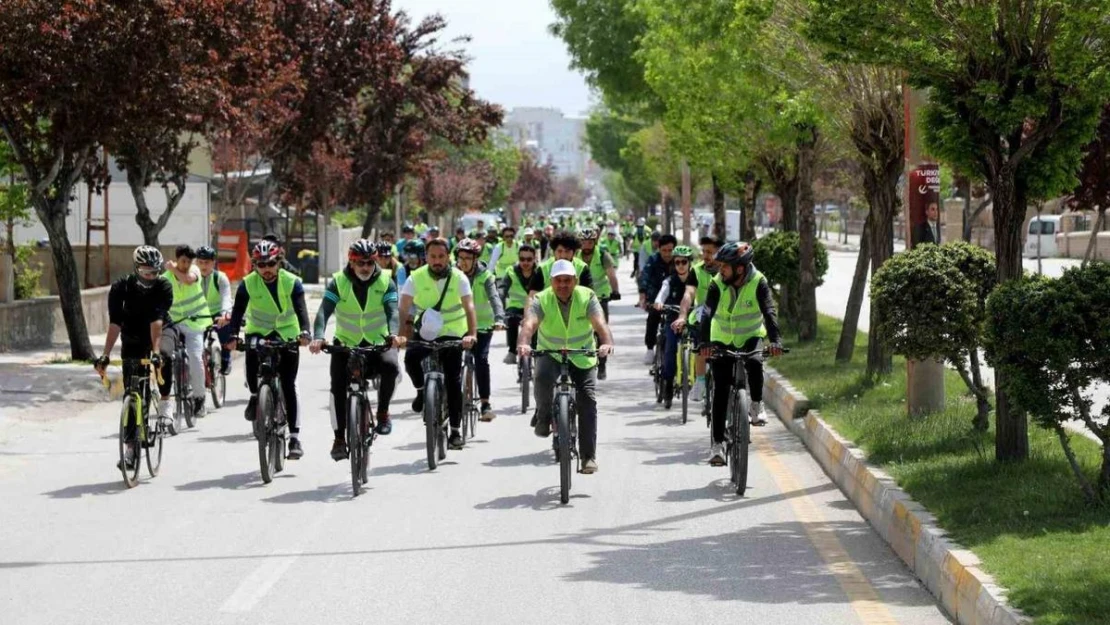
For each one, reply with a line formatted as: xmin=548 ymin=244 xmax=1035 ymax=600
xmin=203 ymin=323 xmax=227 ymax=409
xmin=322 ymin=342 xmax=392 ymax=497
xmin=108 ymin=357 xmax=166 ymax=488
xmin=236 ymin=337 xmax=301 ymax=484
xmin=708 ymin=345 xmax=787 ymax=496
xmin=164 ymin=315 xmax=213 ymax=433
xmin=508 ymin=313 xmax=532 ymax=414
xmin=651 ymin=305 xmax=682 ymax=407
xmin=461 ymin=349 xmax=479 ymax=442
xmin=533 ymin=349 xmax=596 ymax=505
xmin=409 ymin=339 xmax=466 ymax=471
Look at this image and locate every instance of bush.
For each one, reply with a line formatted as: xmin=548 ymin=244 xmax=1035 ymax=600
xmin=12 ymin=242 xmax=42 ymax=300
xmin=984 ymin=263 xmax=1110 ymax=503
xmin=750 ymin=230 xmax=829 ymax=290
xmin=871 ymin=242 xmax=996 ymax=427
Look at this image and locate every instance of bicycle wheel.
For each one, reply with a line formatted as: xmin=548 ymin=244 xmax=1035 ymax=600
xmin=727 ymin=392 xmax=740 ymax=486
xmin=556 ymin=393 xmax=572 ymax=505
xmin=653 ymin=345 xmax=664 ymax=404
xmin=360 ymin=397 xmax=371 ymax=485
xmin=257 ymin=385 xmax=275 ymax=483
xmin=145 ymin=403 xmax=163 ymax=477
xmin=424 ymin=378 xmax=440 ymax=471
xmin=119 ymin=397 xmax=141 ymax=488
xmin=179 ymin=353 xmax=195 ymax=429
xmin=520 ymin=357 xmax=531 ymax=414
xmin=735 ymin=392 xmax=751 ymax=497
xmin=680 ymin=344 xmax=689 ymax=425
xmin=461 ymin=360 xmax=473 ymax=441
xmin=209 ymin=343 xmax=226 ymax=408
xmin=347 ymin=394 xmax=363 ymax=497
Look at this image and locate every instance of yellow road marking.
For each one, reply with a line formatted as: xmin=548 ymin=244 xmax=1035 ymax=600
xmin=755 ymin=434 xmax=901 ymax=625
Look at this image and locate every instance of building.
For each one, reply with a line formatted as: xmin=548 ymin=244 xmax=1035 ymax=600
xmin=501 ymin=107 xmax=589 ymax=182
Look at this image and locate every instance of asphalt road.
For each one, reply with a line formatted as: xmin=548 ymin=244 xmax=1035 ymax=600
xmin=0 ymin=271 xmax=950 ymax=625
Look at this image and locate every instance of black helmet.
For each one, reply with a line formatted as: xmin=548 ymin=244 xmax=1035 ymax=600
xmin=132 ymin=245 xmax=164 ymax=268
xmin=715 ymin=242 xmax=754 ymax=267
xmin=195 ymin=245 xmax=217 ymax=261
xmin=376 ymin=242 xmax=393 ymax=258
xmin=348 ymin=239 xmax=377 ymax=261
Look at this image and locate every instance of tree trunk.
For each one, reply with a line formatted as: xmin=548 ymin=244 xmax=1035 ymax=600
xmin=743 ymin=172 xmax=761 ymax=240
xmin=781 ymin=181 xmax=798 ymax=233
xmin=836 ymin=213 xmax=871 ymax=363
xmin=128 ymin=172 xmax=187 ymax=248
xmin=796 ymin=127 xmax=819 ymax=342
xmin=711 ymin=173 xmax=727 ymax=242
xmin=865 ymin=181 xmax=897 ymax=377
xmin=991 ymin=165 xmax=1029 ymax=462
xmin=36 ymin=197 xmax=94 ymax=360
xmin=361 ymin=186 xmax=389 ymax=238
xmin=1083 ymin=208 xmax=1105 ymax=266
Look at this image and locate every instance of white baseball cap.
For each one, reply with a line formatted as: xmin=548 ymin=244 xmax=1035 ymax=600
xmin=523 ymin=227 xmax=535 ymax=236
xmin=550 ymin=259 xmax=577 ymax=278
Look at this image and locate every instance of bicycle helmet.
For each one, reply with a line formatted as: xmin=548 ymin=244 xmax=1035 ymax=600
xmin=403 ymin=239 xmax=426 ymax=258
xmin=637 ymin=217 xmax=646 ymax=226
xmin=454 ymin=238 xmax=482 ymax=256
xmin=577 ymin=228 xmax=598 ymax=241
xmin=348 ymin=239 xmax=377 ymax=261
xmin=251 ymin=240 xmax=283 ymax=263
xmin=376 ymin=242 xmax=393 ymax=258
xmin=673 ymin=245 xmax=695 ymax=259
xmin=195 ymin=245 xmax=217 ymax=261
xmin=132 ymin=245 xmax=164 ymax=268
xmin=715 ymin=241 xmax=754 ymax=267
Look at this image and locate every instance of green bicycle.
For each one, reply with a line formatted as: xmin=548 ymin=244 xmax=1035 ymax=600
xmin=114 ymin=357 xmax=167 ymax=488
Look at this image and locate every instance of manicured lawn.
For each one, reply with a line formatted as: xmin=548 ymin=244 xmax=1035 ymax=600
xmin=773 ymin=315 xmax=1110 ymax=625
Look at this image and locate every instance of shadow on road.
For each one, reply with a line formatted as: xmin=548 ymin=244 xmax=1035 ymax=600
xmin=196 ymin=433 xmax=255 ymax=444
xmin=261 ymin=483 xmax=349 ymax=504
xmin=175 ymin=471 xmax=266 ymax=492
xmin=475 ymin=487 xmax=590 ymax=511
xmin=42 ymin=480 xmax=129 ymax=499
xmin=483 ymin=451 xmax=552 ymax=468
xmin=370 ymin=460 xmax=429 ymax=477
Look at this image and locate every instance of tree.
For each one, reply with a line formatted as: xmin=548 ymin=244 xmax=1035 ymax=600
xmin=510 ymin=152 xmax=555 ymax=213
xmin=416 ymin=150 xmax=489 ymax=222
xmin=1069 ymin=103 xmax=1110 ymax=265
xmin=551 ymin=175 xmax=588 ymax=209
xmin=811 ymin=0 xmax=1110 ymax=461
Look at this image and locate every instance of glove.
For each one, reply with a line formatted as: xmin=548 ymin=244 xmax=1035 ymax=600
xmin=93 ymin=355 xmax=110 ymax=371
xmin=610 ymin=292 xmax=621 ymax=301
xmin=149 ymin=354 xmax=162 ymax=368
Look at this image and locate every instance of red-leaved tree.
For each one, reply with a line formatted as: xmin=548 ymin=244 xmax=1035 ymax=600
xmin=510 ymin=152 xmax=556 ymax=213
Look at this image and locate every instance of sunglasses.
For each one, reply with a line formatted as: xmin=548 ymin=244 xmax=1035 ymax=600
xmin=136 ymin=267 xmax=160 ymax=278
xmin=674 ymin=259 xmax=690 ymax=266
xmin=255 ymin=260 xmax=278 ymax=269
xmin=353 ymin=259 xmax=375 ymax=267
xmin=519 ymin=257 xmax=535 ymax=262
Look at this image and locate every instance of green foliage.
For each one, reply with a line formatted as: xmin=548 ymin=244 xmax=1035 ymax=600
xmin=13 ymin=242 xmax=42 ymax=300
xmin=330 ymin=207 xmax=366 ymax=229
xmin=751 ymin=231 xmax=828 ymax=290
xmin=586 ymin=110 xmax=657 ymax=208
xmin=465 ymin=134 xmax=521 ymax=209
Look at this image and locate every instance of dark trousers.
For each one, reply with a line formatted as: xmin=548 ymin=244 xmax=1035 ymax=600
xmin=597 ymin=298 xmax=610 ymax=370
xmin=709 ymin=337 xmax=764 ymax=443
xmin=120 ymin=343 xmax=159 ymax=440
xmin=215 ymin=324 xmax=235 ymax=370
xmin=246 ymin=341 xmax=302 ymax=434
xmin=404 ymin=340 xmax=463 ymax=429
xmin=506 ymin=308 xmax=523 ymax=354
xmin=534 ymin=355 xmax=599 ymax=459
xmin=474 ymin=331 xmax=492 ymax=399
xmin=645 ymin=309 xmax=663 ymax=350
xmin=329 ymin=346 xmax=400 ymax=438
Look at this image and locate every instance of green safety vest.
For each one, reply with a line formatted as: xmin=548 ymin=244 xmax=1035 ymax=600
xmin=493 ymin=240 xmax=519 ymax=277
xmin=469 ymin=268 xmax=496 ymax=331
xmin=536 ymin=286 xmax=597 ymax=370
xmin=709 ymin=270 xmax=768 ymax=347
xmin=332 ymin=270 xmax=391 ymax=346
xmin=414 ymin=223 xmax=428 ymax=236
xmin=410 ymin=265 xmax=468 ymax=338
xmin=689 ymin=262 xmax=714 ymax=323
xmin=506 ymin=267 xmax=531 ymax=310
xmin=202 ymin=270 xmax=228 ymax=316
xmin=538 ymin=257 xmax=588 ymax=290
xmin=576 ymin=250 xmax=611 ymax=299
xmin=243 ymin=270 xmax=301 ymax=340
xmin=478 ymin=243 xmax=493 ymax=265
xmin=601 ymin=238 xmax=622 ymax=267
xmin=163 ymin=269 xmax=209 ymax=332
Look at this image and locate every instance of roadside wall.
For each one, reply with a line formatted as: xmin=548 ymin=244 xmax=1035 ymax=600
xmin=0 ymin=286 xmax=111 ymax=352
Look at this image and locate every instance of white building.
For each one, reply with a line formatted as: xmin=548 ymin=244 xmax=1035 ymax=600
xmin=501 ymin=107 xmax=589 ymax=182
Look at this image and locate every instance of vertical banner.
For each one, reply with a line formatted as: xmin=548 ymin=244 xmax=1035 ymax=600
xmin=907 ymin=163 xmax=942 ymax=248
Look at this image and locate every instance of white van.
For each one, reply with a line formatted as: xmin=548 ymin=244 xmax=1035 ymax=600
xmin=1024 ymin=215 xmax=1061 ymax=259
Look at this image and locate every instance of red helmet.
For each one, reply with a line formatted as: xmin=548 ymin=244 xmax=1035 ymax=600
xmin=454 ymin=238 xmax=482 ymax=256
xmin=251 ymin=240 xmax=283 ymax=263
xmin=348 ymin=239 xmax=377 ymax=262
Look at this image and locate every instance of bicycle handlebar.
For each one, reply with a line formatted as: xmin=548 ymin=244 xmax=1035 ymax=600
xmin=406 ymin=339 xmax=468 ymax=351
xmin=321 ymin=341 xmax=393 ymax=355
xmin=532 ymin=349 xmax=599 ymax=359
xmin=232 ymin=337 xmax=302 ymax=352
xmin=708 ymin=346 xmax=790 ymax=360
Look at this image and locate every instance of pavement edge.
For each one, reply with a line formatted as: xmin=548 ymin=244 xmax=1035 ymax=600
xmin=763 ymin=367 xmax=1032 ymax=625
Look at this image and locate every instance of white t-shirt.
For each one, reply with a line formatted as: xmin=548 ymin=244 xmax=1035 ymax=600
xmin=400 ymin=272 xmax=473 ymax=299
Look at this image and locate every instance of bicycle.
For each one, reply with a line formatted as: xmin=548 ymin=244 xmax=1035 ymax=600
xmin=203 ymin=323 xmax=227 ymax=409
xmin=322 ymin=342 xmax=392 ymax=497
xmin=461 ymin=349 xmax=479 ymax=442
xmin=235 ymin=337 xmax=301 ymax=484
xmin=708 ymin=345 xmax=788 ymax=496
xmin=164 ymin=315 xmax=211 ymax=433
xmin=408 ymin=339 xmax=466 ymax=471
xmin=109 ymin=357 xmax=166 ymax=489
xmin=651 ymin=305 xmax=682 ymax=407
xmin=507 ymin=313 xmax=533 ymax=414
xmin=533 ymin=349 xmax=596 ymax=505
xmin=677 ymin=323 xmax=698 ymax=425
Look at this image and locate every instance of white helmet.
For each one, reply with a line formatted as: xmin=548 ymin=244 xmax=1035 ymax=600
xmin=637 ymin=218 xmax=646 ymax=226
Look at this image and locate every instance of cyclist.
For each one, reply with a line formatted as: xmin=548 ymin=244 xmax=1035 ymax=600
xmin=398 ymin=237 xmax=478 ymax=450
xmin=380 ymin=230 xmax=398 ymax=256
xmin=310 ymin=240 xmax=403 ymax=461
xmin=455 ymin=238 xmax=506 ymax=422
xmin=375 ymin=242 xmax=400 ymax=284
xmin=196 ymin=245 xmax=233 ymax=375
xmin=638 ymin=233 xmax=676 ymax=366
xmin=601 ymin=227 xmax=623 ymax=271
xmin=652 ymin=245 xmax=698 ymax=408
xmin=528 ymin=231 xmax=593 ymax=305
xmin=521 ymin=227 xmax=537 ymax=250
xmin=426 ymin=225 xmax=441 ymax=242
xmin=471 ymin=230 xmax=493 ymax=265
xmin=413 ymin=215 xmax=429 ymax=238
xmin=161 ymin=245 xmax=209 ymax=430
xmin=395 ymin=239 xmax=425 ymax=287
xmin=449 ymin=226 xmax=466 ymax=252
xmin=397 ymin=225 xmax=417 ymax=256
xmin=576 ymin=228 xmax=620 ymax=380
xmin=499 ymin=244 xmax=538 ymax=365
xmin=517 ymin=260 xmax=614 ymax=474
xmin=631 ymin=218 xmax=648 ymax=277
xmin=95 ymin=246 xmax=173 ymax=469
xmin=225 ymin=240 xmax=312 ymax=459
xmin=699 ymin=242 xmax=783 ymax=465
xmin=488 ymin=225 xmax=520 ymax=278
xmin=678 ymin=236 xmax=722 ymax=401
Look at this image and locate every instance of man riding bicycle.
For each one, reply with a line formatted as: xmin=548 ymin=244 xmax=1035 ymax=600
xmin=638 ymin=233 xmax=676 ymax=366
xmin=226 ymin=240 xmax=312 ymax=459
xmin=652 ymin=245 xmax=698 ymax=408
xmin=699 ymin=242 xmax=783 ymax=465
xmin=161 ymin=245 xmax=210 ymax=430
xmin=395 ymin=239 xmax=425 ymax=287
xmin=576 ymin=228 xmax=620 ymax=380
xmin=95 ymin=246 xmax=174 ymax=469
xmin=499 ymin=244 xmax=538 ymax=365
xmin=517 ymin=260 xmax=614 ymax=474
xmin=488 ymin=225 xmax=520 ymax=279
xmin=677 ymin=236 xmax=722 ymax=402
xmin=196 ymin=245 xmax=233 ymax=375
xmin=398 ymin=237 xmax=478 ymax=451
xmin=527 ymin=231 xmax=593 ymax=307
xmin=455 ymin=238 xmax=506 ymax=422
xmin=311 ymin=239 xmax=403 ymax=461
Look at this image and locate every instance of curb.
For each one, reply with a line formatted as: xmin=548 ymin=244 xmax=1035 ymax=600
xmin=763 ymin=366 xmax=1031 ymax=625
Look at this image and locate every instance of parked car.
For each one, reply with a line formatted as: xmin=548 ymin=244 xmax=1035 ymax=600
xmin=1024 ymin=215 xmax=1061 ymax=259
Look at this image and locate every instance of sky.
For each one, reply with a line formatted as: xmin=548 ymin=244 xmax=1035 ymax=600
xmin=393 ymin=0 xmax=594 ymax=118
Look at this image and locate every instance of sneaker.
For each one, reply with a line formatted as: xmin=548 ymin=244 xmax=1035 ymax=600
xmin=581 ymin=458 xmax=598 ymax=474
xmin=708 ymin=443 xmax=726 ymax=466
xmin=663 ymin=380 xmax=674 ymax=410
xmin=642 ymin=350 xmax=654 ymax=365
xmin=503 ymin=352 xmax=517 ymax=365
xmin=529 ymin=411 xmax=539 ymax=428
xmin=330 ymin=438 xmax=349 ymax=462
xmin=116 ymin=445 xmax=137 ymax=471
xmin=534 ymin=414 xmax=552 ymax=438
xmin=194 ymin=397 xmax=206 ymax=418
xmin=412 ymin=389 xmax=425 ymax=414
xmin=375 ymin=414 xmax=393 ymax=435
xmin=480 ymin=403 xmax=495 ymax=422
xmin=244 ymin=394 xmax=258 ymax=422
xmin=692 ymin=379 xmax=704 ymax=402
xmin=287 ymin=437 xmax=304 ymax=460
xmin=749 ymin=401 xmax=768 ymax=426
xmin=448 ymin=429 xmax=465 ymax=449
xmin=597 ymin=361 xmax=607 ymax=381
xmin=220 ymin=362 xmax=231 ymax=376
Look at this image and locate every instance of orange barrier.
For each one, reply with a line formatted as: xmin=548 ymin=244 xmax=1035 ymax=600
xmin=217 ymin=230 xmax=250 ymax=281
